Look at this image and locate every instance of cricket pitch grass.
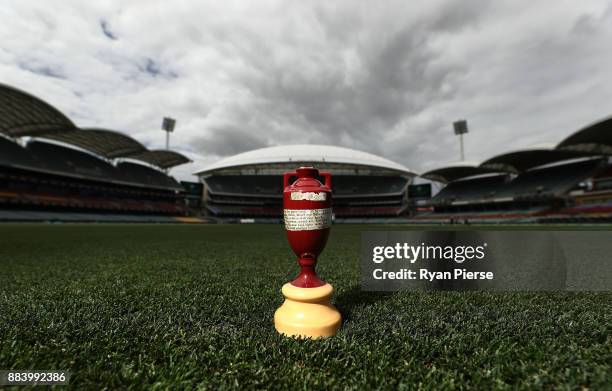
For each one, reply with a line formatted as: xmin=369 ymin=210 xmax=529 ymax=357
xmin=1 ymin=224 xmax=610 ymax=389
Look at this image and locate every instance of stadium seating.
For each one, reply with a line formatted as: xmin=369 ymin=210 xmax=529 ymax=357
xmin=27 ymin=141 xmax=119 ymax=182
xmin=206 ymin=204 xmax=282 ymax=216
xmin=117 ymin=162 xmax=182 ymax=189
xmin=431 ymin=159 xmax=603 ymax=206
xmin=206 ymin=175 xmax=407 ymax=197
xmin=205 ymin=175 xmax=282 ymax=195
xmin=333 ymin=205 xmax=407 ymax=216
xmin=0 ymin=139 xmax=183 ymax=191
xmin=204 ymin=174 xmax=410 ymax=218
xmin=495 ymin=159 xmax=602 ymax=198
xmin=418 ymin=158 xmax=612 ymax=223
xmin=333 ymin=176 xmax=407 ymax=196
xmin=0 ymin=136 xmax=38 ymax=169
xmin=0 ymin=84 xmax=196 ymax=222
xmin=0 ymin=166 xmax=188 ymax=217
xmin=0 ymin=136 xmax=191 ymax=219
xmin=0 ymin=209 xmax=185 ymax=223
xmin=431 ymin=175 xmax=508 ymax=204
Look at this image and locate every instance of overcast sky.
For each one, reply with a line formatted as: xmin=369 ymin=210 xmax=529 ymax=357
xmin=1 ymin=0 xmax=611 ymax=180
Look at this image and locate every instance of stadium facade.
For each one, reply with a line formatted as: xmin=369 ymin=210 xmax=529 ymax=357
xmin=416 ymin=117 xmax=612 ymax=223
xmin=194 ymin=145 xmax=416 ymax=221
xmin=0 ymin=83 xmax=199 ymax=223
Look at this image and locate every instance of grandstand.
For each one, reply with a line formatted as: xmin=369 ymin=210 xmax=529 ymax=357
xmin=195 ymin=145 xmax=415 ymax=221
xmin=416 ymin=118 xmax=612 ymax=223
xmin=0 ymin=84 xmax=198 ymax=223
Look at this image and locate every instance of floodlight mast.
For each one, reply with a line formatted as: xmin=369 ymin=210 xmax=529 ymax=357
xmin=162 ymin=117 xmax=176 ymax=150
xmin=453 ymin=120 xmax=469 ymax=161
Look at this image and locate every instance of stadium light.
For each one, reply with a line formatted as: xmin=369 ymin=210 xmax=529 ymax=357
xmin=453 ymin=119 xmax=469 ymax=161
xmin=162 ymin=117 xmax=176 ymax=150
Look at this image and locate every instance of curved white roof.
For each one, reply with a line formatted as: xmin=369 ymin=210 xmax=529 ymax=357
xmin=195 ymin=144 xmax=415 ymax=175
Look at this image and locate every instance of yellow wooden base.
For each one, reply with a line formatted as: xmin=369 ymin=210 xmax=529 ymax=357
xmin=274 ymin=282 xmax=341 ymax=338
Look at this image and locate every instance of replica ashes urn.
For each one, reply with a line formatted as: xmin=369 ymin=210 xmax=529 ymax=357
xmin=274 ymin=167 xmax=342 ymax=338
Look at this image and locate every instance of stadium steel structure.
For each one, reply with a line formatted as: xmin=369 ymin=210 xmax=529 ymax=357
xmin=0 ymin=84 xmax=76 ymax=137
xmin=479 ymin=148 xmax=593 ymax=174
xmin=557 ymin=117 xmax=612 ymax=154
xmin=0 ymin=83 xmax=190 ymax=170
xmin=420 ymin=162 xmax=500 ymax=184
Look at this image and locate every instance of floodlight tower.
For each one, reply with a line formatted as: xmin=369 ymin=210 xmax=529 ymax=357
xmin=453 ymin=120 xmax=468 ymax=161
xmin=162 ymin=117 xmax=176 ymax=150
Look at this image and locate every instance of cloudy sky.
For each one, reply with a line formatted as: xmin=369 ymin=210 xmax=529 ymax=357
xmin=1 ymin=0 xmax=611 ymax=180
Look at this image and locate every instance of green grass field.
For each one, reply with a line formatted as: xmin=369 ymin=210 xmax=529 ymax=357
xmin=0 ymin=224 xmax=610 ymax=389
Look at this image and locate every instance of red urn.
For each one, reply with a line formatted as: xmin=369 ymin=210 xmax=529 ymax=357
xmin=283 ymin=167 xmax=333 ymax=288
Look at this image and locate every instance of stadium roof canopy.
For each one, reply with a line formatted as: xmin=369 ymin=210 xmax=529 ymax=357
xmin=195 ymin=144 xmax=416 ymax=176
xmin=0 ymin=83 xmax=76 ymax=137
xmin=557 ymin=116 xmax=612 ymax=154
xmin=127 ymin=150 xmax=192 ymax=169
xmin=0 ymin=84 xmax=190 ymax=170
xmin=421 ymin=162 xmax=503 ymax=183
xmin=480 ymin=148 xmax=594 ymax=173
xmin=41 ymin=128 xmax=147 ymax=159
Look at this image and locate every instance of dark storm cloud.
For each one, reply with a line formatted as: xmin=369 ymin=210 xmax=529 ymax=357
xmin=231 ymin=1 xmax=488 ymax=161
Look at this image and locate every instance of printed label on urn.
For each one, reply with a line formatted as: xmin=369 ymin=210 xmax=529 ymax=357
xmin=284 ymin=208 xmax=332 ymax=231
xmin=290 ymin=192 xmax=327 ymax=201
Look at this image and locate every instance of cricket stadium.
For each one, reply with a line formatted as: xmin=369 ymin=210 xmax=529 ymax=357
xmin=1 ymin=82 xmax=610 ymax=389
